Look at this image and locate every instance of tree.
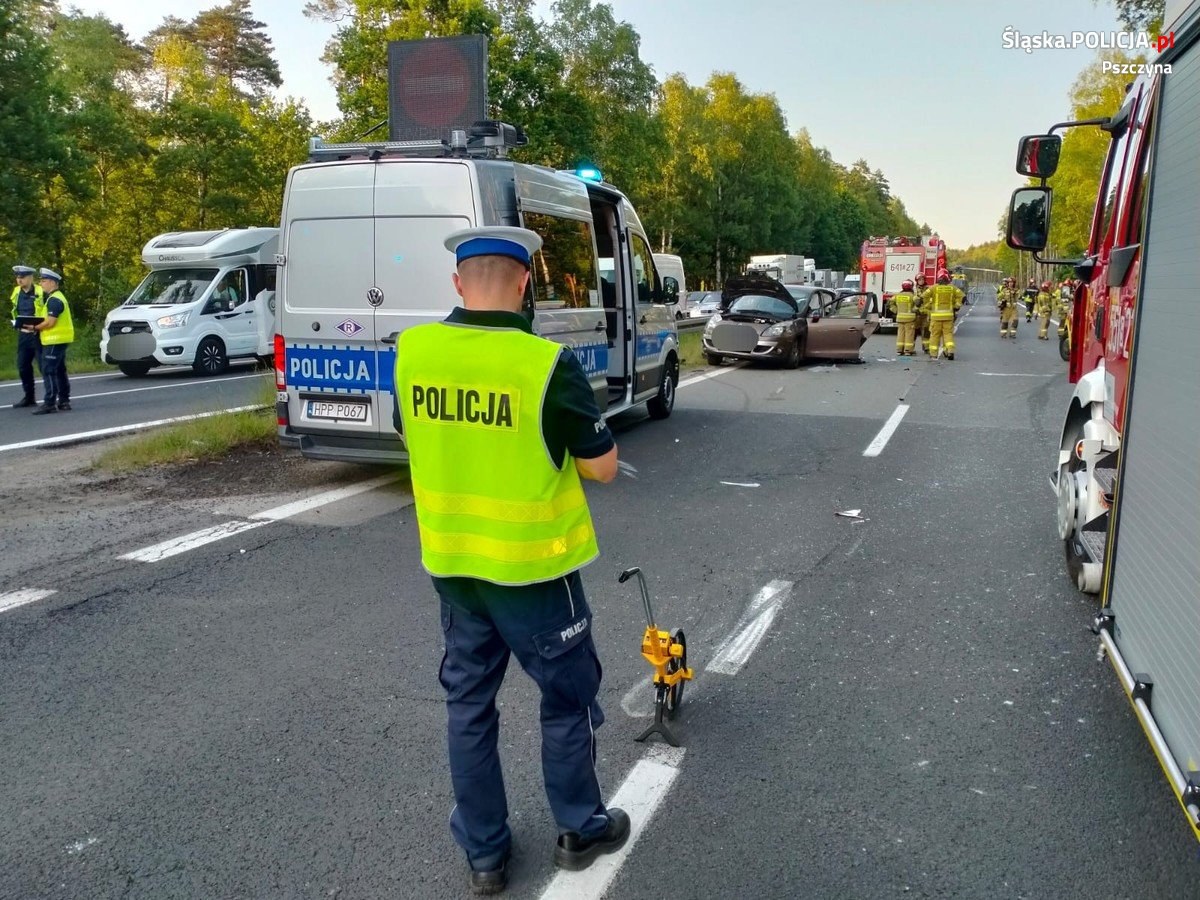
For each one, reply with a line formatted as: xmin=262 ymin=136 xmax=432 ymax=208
xmin=193 ymin=0 xmax=283 ymax=99
xmin=1100 ymin=0 xmax=1166 ymax=32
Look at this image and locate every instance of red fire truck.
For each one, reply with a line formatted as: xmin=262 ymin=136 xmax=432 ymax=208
xmin=1006 ymin=0 xmax=1199 ymax=844
xmin=859 ymin=234 xmax=946 ymax=329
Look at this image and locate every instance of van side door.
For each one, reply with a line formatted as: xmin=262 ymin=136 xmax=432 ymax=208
xmin=514 ymin=168 xmax=608 ymax=412
xmin=626 ymin=231 xmax=672 ymax=400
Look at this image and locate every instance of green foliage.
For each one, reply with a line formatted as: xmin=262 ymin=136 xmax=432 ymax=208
xmin=1102 ymin=0 xmax=1166 ymax=32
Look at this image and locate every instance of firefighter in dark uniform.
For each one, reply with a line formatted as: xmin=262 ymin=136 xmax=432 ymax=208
xmin=10 ymin=264 xmax=43 ymax=407
xmin=393 ymin=226 xmax=629 ymax=895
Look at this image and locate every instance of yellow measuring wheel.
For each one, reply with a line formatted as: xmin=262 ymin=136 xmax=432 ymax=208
xmin=619 ymin=566 xmax=694 ymax=746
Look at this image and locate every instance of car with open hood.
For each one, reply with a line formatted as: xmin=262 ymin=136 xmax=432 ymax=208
xmin=702 ymin=275 xmax=880 ymax=367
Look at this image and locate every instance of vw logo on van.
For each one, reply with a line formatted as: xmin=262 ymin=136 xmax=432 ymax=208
xmin=366 ymin=287 xmax=385 ymax=307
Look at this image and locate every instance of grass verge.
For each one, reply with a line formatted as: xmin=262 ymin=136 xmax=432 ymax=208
xmin=0 ymin=322 xmax=111 ymax=380
xmin=92 ymin=375 xmax=277 ymax=472
xmin=678 ymin=329 xmax=707 ymax=369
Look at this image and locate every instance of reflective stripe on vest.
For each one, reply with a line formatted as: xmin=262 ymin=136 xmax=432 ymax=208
xmin=928 ymin=285 xmax=957 ymax=319
xmin=891 ymin=292 xmax=916 ymax=322
xmin=40 ymin=290 xmax=74 ymax=345
xmin=396 ymin=322 xmax=600 ymax=586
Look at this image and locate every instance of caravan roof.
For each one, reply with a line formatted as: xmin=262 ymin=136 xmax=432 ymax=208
xmin=141 ymin=227 xmax=279 ymax=268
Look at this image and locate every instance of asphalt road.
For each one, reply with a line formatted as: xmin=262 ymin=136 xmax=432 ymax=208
xmin=0 ymin=362 xmax=270 ymax=455
xmin=2 ymin=290 xmax=1196 ymax=899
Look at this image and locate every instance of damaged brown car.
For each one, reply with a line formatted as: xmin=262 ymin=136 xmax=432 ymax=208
xmin=702 ymin=274 xmax=880 ymax=367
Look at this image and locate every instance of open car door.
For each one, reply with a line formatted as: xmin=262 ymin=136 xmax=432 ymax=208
xmin=806 ymin=290 xmax=879 ymax=358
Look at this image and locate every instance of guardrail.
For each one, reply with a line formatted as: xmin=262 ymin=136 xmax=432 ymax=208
xmin=677 ymin=317 xmax=710 ymax=331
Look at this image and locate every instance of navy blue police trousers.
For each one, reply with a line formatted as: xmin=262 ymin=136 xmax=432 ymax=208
xmin=431 ymin=569 xmax=609 ymax=869
xmin=16 ymin=332 xmax=41 ymax=401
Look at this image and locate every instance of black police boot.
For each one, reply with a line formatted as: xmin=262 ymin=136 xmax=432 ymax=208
xmin=553 ymin=808 xmax=631 ymax=871
xmin=57 ymin=401 xmax=71 ymax=411
xmin=468 ymin=848 xmax=510 ymax=896
xmin=13 ymin=396 xmax=36 ymax=408
xmin=31 ymin=404 xmax=57 ymax=415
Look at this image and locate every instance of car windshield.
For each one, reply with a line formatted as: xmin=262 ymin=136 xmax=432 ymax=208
xmin=785 ymin=286 xmax=814 ymax=301
xmin=125 ymin=268 xmax=218 ymax=306
xmin=728 ymin=294 xmax=794 ymax=318
xmin=700 ymin=293 xmax=721 ymax=306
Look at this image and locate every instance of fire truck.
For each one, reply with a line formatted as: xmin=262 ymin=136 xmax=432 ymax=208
xmin=1006 ymin=0 xmax=1200 ymax=844
xmin=859 ymin=234 xmax=946 ymax=329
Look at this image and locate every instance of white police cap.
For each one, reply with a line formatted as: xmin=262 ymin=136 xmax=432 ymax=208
xmin=39 ymin=267 xmax=62 ymax=282
xmin=444 ymin=226 xmax=543 ymax=268
xmin=12 ymin=265 xmax=36 ymax=277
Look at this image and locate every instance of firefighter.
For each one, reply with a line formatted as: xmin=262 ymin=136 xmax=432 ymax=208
xmin=889 ymin=278 xmax=919 ymax=355
xmin=1023 ymin=278 xmax=1037 ymax=321
xmin=925 ymin=269 xmax=964 ymax=359
xmin=1057 ymin=279 xmax=1074 ymax=342
xmin=912 ymin=272 xmax=931 ymax=353
xmin=997 ymin=276 xmax=1019 ymax=338
xmin=1035 ymin=280 xmax=1055 ymax=339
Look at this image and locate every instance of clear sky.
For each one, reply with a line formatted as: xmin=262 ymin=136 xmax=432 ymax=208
xmin=70 ymin=0 xmax=1130 ymax=247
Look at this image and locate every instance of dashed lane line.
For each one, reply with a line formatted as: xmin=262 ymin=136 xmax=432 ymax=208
xmin=537 ymin=744 xmax=684 ymax=900
xmin=862 ymin=404 xmax=910 ymax=458
xmin=0 ymin=588 xmax=57 ymax=614
xmin=0 ymin=405 xmax=265 ymax=454
xmin=119 ymin=472 xmax=406 ymax=562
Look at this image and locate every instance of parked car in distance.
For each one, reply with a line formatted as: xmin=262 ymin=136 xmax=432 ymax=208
xmin=686 ymin=290 xmax=722 ymax=318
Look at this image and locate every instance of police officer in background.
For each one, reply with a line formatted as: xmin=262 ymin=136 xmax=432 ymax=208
xmin=24 ymin=267 xmax=74 ymax=413
xmin=393 ymin=226 xmax=628 ymax=895
xmin=10 ymin=264 xmax=43 ymax=407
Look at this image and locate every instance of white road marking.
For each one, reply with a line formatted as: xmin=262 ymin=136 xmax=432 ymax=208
xmin=0 ymin=371 xmax=113 ymax=388
xmin=0 ymin=405 xmax=265 ymax=454
xmin=677 ymin=363 xmax=746 ymax=389
xmin=249 ymin=472 xmax=406 ymax=521
xmin=719 ymin=481 xmax=760 ymax=488
xmin=538 ymin=744 xmax=684 ymax=900
xmin=0 ymin=588 xmax=57 ymax=614
xmin=70 ymin=373 xmax=263 ymax=401
xmin=120 ymin=472 xmax=407 ymax=562
xmin=707 ymin=579 xmax=794 ymax=675
xmin=620 ymin=675 xmax=654 ymax=718
xmin=119 ymin=520 xmax=270 ymax=562
xmin=862 ymin=403 xmax=910 ymax=457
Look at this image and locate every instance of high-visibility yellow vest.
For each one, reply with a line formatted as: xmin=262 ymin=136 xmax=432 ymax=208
xmin=395 ymin=322 xmax=600 ymax=586
xmin=890 ymin=291 xmax=917 ymax=323
xmin=10 ymin=284 xmax=45 ymax=320
xmin=927 ymin=285 xmax=961 ymax=320
xmin=41 ymin=289 xmax=74 ymax=345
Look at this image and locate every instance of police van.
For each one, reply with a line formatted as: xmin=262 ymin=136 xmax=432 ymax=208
xmin=101 ymin=228 xmax=278 ymax=377
xmin=274 ymin=123 xmax=681 ymax=463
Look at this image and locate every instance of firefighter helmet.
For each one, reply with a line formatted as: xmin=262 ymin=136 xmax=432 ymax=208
xmin=901 ymin=279 xmax=914 ymax=291
xmin=937 ymin=272 xmax=951 ymax=284
xmin=1041 ymin=280 xmax=1052 ymax=291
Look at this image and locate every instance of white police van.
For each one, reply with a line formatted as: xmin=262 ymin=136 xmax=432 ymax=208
xmin=273 ymin=123 xmax=681 ymax=463
xmin=101 ymin=228 xmax=278 ymax=377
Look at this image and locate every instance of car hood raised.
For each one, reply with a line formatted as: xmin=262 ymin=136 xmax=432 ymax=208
xmin=720 ymin=274 xmax=798 ymax=312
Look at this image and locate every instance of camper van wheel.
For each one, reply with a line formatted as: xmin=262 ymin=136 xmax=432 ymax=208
xmin=118 ymin=362 xmax=152 ymax=378
xmin=646 ymin=360 xmax=677 ymax=420
xmin=194 ymin=337 xmax=229 ymax=376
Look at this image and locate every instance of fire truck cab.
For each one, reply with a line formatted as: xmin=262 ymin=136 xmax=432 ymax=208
xmin=859 ymin=234 xmax=946 ymax=331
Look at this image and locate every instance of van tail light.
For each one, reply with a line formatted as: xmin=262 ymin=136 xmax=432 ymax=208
xmin=274 ymin=334 xmax=286 ymax=390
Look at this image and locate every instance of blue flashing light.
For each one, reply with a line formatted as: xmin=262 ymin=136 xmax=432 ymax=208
xmin=576 ymin=164 xmax=603 ymax=182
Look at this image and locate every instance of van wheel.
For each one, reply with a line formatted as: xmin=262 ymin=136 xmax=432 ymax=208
xmin=118 ymin=362 xmax=152 ymax=378
xmin=647 ymin=361 xmax=677 ymax=420
xmin=194 ymin=338 xmax=229 ymax=376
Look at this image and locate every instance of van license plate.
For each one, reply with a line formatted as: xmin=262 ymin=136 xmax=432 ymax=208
xmin=306 ymin=399 xmax=369 ymax=422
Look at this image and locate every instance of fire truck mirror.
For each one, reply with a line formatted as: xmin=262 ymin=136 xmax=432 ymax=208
xmin=1016 ymin=134 xmax=1062 ymax=179
xmin=1007 ymin=187 xmax=1051 ymax=253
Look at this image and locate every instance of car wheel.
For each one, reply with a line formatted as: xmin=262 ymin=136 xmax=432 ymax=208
xmin=705 ymin=352 xmax=723 ymax=366
xmin=646 ymin=359 xmax=677 ymax=420
xmin=785 ymin=338 xmax=801 ymax=369
xmin=194 ymin=337 xmax=229 ymax=376
xmin=118 ymin=362 xmax=152 ymax=378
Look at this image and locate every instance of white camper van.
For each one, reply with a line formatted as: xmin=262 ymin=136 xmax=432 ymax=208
xmin=101 ymin=228 xmax=278 ymax=377
xmin=652 ymin=253 xmax=688 ymax=318
xmin=274 ymin=126 xmax=681 ymax=463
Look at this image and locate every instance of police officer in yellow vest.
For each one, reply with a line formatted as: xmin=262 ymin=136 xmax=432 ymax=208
xmin=394 ymin=226 xmax=628 ymax=895
xmin=925 ymin=269 xmax=964 ymax=359
xmin=10 ymin=264 xmax=44 ymax=408
xmin=23 ymin=267 xmax=74 ymax=413
xmin=889 ymin=278 xmax=920 ymax=355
